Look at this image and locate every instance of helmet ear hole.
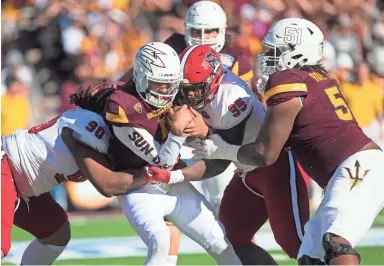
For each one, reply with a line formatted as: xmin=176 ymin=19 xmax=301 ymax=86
xmin=292 ymin=54 xmax=303 ymax=60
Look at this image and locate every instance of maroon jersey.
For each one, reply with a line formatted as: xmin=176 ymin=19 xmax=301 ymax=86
xmin=164 ymin=33 xmax=253 ymax=81
xmin=103 ymin=83 xmax=171 ymax=171
xmin=264 ymin=68 xmax=371 ymax=188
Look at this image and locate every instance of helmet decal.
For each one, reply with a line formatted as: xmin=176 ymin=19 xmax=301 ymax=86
xmin=138 ymin=44 xmax=166 ymax=74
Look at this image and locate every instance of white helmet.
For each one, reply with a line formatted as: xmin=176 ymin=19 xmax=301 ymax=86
xmin=185 ymin=1 xmax=227 ymax=53
xmin=260 ymin=18 xmax=324 ymax=76
xmin=133 ymin=42 xmax=182 ymax=108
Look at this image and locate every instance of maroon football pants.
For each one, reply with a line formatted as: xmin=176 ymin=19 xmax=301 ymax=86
xmin=1 ymin=153 xmax=68 ymax=256
xmin=219 ymin=151 xmax=310 ymax=258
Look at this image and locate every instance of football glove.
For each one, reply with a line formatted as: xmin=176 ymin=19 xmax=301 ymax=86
xmin=143 ymin=166 xmax=185 ymax=184
xmin=192 ymin=134 xmax=240 ymax=162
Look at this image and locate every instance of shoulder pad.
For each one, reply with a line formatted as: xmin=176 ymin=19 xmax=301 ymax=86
xmin=164 ymin=33 xmax=187 ymax=55
xmin=104 ymin=90 xmax=145 ymax=126
xmin=216 ymin=80 xmax=254 ymax=130
xmin=61 ymin=109 xmax=112 ymax=154
xmin=264 ymin=69 xmax=308 ymax=102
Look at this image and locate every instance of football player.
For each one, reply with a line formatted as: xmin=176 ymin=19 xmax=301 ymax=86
xmin=146 ymin=44 xmax=310 ymax=264
xmin=118 ymin=1 xmax=253 ymax=261
xmin=101 ymin=42 xmax=241 ymax=265
xmin=119 ymin=0 xmax=253 ymax=216
xmin=187 ymin=18 xmax=384 ymax=265
xmin=1 ymin=82 xmax=150 ymax=264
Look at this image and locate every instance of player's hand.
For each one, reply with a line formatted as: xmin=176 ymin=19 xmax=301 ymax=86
xmin=256 ymin=75 xmax=269 ymax=94
xmin=143 ymin=166 xmax=185 ymax=184
xmin=192 ymin=134 xmax=236 ymax=160
xmin=183 ymin=108 xmax=209 ymax=138
xmin=143 ymin=166 xmax=171 ymax=183
xmin=168 ymin=105 xmax=194 ymax=136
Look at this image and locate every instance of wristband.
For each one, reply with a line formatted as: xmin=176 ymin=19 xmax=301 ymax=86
xmin=169 ymin=169 xmax=185 ymax=184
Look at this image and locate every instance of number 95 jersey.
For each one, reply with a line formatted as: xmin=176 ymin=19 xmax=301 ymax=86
xmin=2 ymin=109 xmax=111 ymax=197
xmin=201 ymin=71 xmax=266 ymax=172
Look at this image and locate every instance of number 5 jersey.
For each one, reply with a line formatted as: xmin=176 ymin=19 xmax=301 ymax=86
xmin=264 ymin=68 xmax=371 ymax=188
xmin=2 ymin=109 xmax=111 ymax=197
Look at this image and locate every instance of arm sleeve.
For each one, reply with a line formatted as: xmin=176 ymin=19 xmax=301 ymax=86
xmin=112 ymin=125 xmax=186 ymax=169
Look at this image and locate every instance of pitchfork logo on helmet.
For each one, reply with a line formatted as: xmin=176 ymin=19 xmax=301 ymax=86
xmin=259 ymin=18 xmax=324 ymax=76
xmin=133 ymin=42 xmax=182 ymax=108
xmin=138 ymin=45 xmax=166 ymax=74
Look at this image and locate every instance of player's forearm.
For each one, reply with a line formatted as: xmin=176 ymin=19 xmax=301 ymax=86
xmin=236 ymin=142 xmax=274 ymax=167
xmin=180 ymin=159 xmax=231 ymax=181
xmin=108 ymin=169 xmax=148 ymax=196
xmin=158 ymin=133 xmax=186 ymax=168
xmin=77 ymin=156 xmax=147 ymax=197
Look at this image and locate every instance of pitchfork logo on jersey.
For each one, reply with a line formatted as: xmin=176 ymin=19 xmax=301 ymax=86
xmin=204 ymin=51 xmax=220 ymax=72
xmin=139 ymin=45 xmax=166 ymax=74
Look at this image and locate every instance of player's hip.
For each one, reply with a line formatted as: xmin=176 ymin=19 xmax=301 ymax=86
xmin=328 ymin=149 xmax=384 ymax=194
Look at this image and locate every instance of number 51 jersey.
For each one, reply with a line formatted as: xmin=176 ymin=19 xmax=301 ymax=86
xmin=264 ymin=68 xmax=371 ymax=188
xmin=2 ymin=109 xmax=111 ymax=197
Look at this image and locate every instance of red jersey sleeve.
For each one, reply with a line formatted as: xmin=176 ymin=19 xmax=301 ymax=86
xmin=264 ymin=69 xmax=309 ymax=107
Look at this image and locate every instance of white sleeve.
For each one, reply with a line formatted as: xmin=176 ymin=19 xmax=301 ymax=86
xmin=112 ymin=125 xmax=186 ymax=169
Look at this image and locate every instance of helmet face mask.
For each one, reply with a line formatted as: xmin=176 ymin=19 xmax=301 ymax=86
xmin=142 ymin=78 xmax=180 ymax=108
xmin=184 ymin=1 xmax=227 ymax=53
xmin=133 ymin=42 xmax=182 ymax=108
xmin=178 ymin=75 xmax=216 ymax=110
xmin=259 ymin=44 xmax=291 ymax=76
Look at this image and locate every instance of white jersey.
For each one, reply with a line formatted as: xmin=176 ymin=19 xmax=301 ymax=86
xmin=192 ymin=71 xmax=266 ymax=172
xmin=2 ymin=109 xmax=111 ymax=197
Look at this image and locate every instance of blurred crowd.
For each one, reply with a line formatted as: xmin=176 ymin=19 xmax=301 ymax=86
xmin=2 ymin=0 xmax=384 ymax=209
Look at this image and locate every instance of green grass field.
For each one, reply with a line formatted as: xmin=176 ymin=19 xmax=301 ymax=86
xmin=5 ymin=209 xmax=384 ymax=265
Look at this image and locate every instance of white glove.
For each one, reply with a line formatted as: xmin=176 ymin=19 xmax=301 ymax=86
xmin=192 ymin=134 xmax=240 ymax=162
xmin=256 ymin=75 xmax=269 ymax=94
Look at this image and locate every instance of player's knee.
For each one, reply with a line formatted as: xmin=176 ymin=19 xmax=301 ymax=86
xmin=322 ymin=232 xmax=360 ymax=264
xmin=207 ymin=237 xmax=229 ymax=256
xmin=1 ymin=250 xmax=4 ymax=259
xmin=147 ymin=229 xmax=171 ymax=260
xmin=39 ymin=220 xmax=71 ymax=246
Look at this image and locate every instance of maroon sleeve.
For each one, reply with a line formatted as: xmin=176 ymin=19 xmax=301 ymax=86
xmin=264 ymin=69 xmax=309 ymax=107
xmin=164 ymin=33 xmax=187 ymax=55
xmin=103 ymin=90 xmax=146 ymax=128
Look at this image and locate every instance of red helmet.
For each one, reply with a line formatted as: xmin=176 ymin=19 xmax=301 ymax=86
xmin=179 ymin=45 xmax=224 ymax=109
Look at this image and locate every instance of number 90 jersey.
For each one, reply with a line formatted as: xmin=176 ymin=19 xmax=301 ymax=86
xmin=2 ymin=109 xmax=111 ymax=197
xmin=264 ymin=68 xmax=371 ymax=188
